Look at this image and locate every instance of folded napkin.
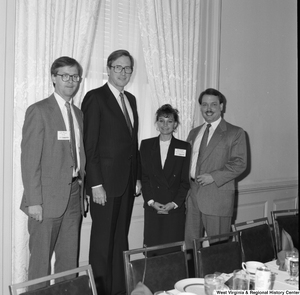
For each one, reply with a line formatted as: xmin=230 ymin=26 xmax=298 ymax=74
xmin=131 ymin=282 xmax=153 ymax=295
xmin=281 ymin=229 xmax=295 ymax=251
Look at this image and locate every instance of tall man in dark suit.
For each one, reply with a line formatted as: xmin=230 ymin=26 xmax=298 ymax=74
xmin=20 ymin=56 xmax=86 ymax=290
xmin=81 ymin=49 xmax=142 ymax=295
xmin=185 ymin=88 xmax=247 ymax=249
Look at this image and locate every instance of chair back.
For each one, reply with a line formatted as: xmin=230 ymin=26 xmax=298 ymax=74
xmin=9 ymin=265 xmax=97 ymax=295
xmin=232 ymin=217 xmax=276 ymax=263
xmin=193 ymin=231 xmax=242 ymax=278
xmin=271 ymin=209 xmax=298 ymax=252
xmin=123 ymin=241 xmax=188 ymax=294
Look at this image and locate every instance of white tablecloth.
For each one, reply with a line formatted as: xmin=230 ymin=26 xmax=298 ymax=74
xmin=265 ymin=260 xmax=299 ymax=290
xmin=169 ymin=260 xmax=299 ymax=293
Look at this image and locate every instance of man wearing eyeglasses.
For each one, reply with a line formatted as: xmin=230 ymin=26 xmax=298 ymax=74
xmin=20 ymin=56 xmax=86 ymax=290
xmin=82 ymin=49 xmax=142 ymax=295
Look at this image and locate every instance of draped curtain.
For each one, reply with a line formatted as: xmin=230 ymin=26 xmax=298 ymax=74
xmin=13 ymin=0 xmax=100 ymax=283
xmin=137 ymin=0 xmax=201 ymax=140
xmin=12 ymin=0 xmax=203 ymax=284
xmin=86 ymin=0 xmax=157 ymax=141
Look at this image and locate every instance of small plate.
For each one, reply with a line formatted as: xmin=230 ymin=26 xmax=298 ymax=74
xmin=175 ymin=278 xmax=205 ymax=295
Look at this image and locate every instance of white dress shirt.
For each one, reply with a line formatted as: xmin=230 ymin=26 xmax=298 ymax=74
xmin=160 ymin=138 xmax=171 ymax=168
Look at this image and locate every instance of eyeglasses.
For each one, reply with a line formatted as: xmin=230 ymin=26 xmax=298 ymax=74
xmin=110 ymin=65 xmax=133 ymax=74
xmin=56 ymin=74 xmax=81 ymax=82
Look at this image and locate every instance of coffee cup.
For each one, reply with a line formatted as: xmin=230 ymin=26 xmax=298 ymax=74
xmin=242 ymin=261 xmax=265 ymax=275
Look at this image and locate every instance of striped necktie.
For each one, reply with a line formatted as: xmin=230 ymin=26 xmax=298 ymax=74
xmin=65 ymin=102 xmax=78 ymax=170
xmin=120 ymin=92 xmax=132 ymax=136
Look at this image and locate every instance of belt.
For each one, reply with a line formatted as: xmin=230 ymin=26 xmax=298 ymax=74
xmin=72 ymin=176 xmax=78 ymax=183
xmin=190 ymin=177 xmax=195 ymax=182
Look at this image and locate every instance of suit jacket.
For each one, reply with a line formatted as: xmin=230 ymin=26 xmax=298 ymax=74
xmin=140 ymin=136 xmax=191 ymax=213
xmin=20 ymin=94 xmax=86 ymax=218
xmin=81 ymin=83 xmax=140 ymax=197
xmin=186 ymin=119 xmax=247 ymax=217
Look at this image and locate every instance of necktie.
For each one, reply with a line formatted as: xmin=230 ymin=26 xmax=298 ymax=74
xmin=120 ymin=92 xmax=132 ymax=136
xmin=198 ymin=123 xmax=211 ymax=160
xmin=65 ymin=102 xmax=78 ymax=170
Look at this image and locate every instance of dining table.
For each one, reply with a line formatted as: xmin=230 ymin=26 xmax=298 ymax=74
xmin=168 ymin=260 xmax=299 ymax=294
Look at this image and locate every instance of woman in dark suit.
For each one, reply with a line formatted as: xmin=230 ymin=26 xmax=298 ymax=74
xmin=140 ymin=104 xmax=191 ymax=254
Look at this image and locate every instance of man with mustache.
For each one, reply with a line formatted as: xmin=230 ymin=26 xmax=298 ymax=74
xmin=185 ymin=88 xmax=247 ymax=249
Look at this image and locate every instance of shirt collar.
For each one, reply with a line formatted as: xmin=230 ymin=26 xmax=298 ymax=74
xmin=107 ymin=82 xmax=124 ymax=99
xmin=205 ymin=117 xmax=221 ymax=130
xmin=54 ymin=92 xmax=73 ymax=108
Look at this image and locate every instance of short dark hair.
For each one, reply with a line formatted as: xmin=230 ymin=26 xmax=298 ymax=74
xmin=155 ymin=104 xmax=180 ymax=125
xmin=50 ymin=56 xmax=83 ymax=77
xmin=198 ymin=88 xmax=225 ymax=105
xmin=107 ymin=49 xmax=134 ymax=68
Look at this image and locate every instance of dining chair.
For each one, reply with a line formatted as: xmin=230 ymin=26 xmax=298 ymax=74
xmin=193 ymin=231 xmax=242 ymax=278
xmin=232 ymin=217 xmax=276 ymax=263
xmin=9 ymin=265 xmax=97 ymax=295
xmin=123 ymin=241 xmax=188 ymax=294
xmin=271 ymin=209 xmax=298 ymax=252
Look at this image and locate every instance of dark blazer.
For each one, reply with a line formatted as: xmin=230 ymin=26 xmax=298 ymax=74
xmin=81 ymin=83 xmax=140 ymax=197
xmin=186 ymin=119 xmax=247 ymax=216
xmin=20 ymin=94 xmax=86 ymax=218
xmin=140 ymin=136 xmax=191 ymax=213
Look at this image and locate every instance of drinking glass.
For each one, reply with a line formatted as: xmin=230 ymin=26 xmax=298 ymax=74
xmin=204 ymin=274 xmax=224 ymax=295
xmin=285 ymin=251 xmax=297 ymax=272
xmin=232 ymin=269 xmax=250 ymax=290
xmin=285 ymin=255 xmax=299 ymax=285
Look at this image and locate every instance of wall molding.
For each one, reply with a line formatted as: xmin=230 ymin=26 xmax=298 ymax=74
xmin=238 ymin=179 xmax=298 ymax=195
xmin=234 ymin=179 xmax=298 ymax=224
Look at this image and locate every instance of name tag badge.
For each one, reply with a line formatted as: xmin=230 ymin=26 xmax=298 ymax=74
xmin=58 ymin=131 xmax=70 ymax=140
xmin=174 ymin=148 xmax=186 ymax=157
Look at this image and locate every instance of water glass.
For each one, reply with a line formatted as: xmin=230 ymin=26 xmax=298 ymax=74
xmin=232 ymin=269 xmax=250 ymax=290
xmin=285 ymin=251 xmax=298 ymax=272
xmin=204 ymin=274 xmax=224 ymax=295
xmin=285 ymin=255 xmax=299 ymax=285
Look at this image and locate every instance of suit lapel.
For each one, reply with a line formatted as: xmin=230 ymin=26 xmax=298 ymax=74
xmin=150 ymin=137 xmax=169 ymax=187
xmin=104 ymin=84 xmax=135 ymax=138
xmin=48 ymin=95 xmax=66 ymax=131
xmin=126 ymin=92 xmax=138 ymax=131
xmin=163 ymin=137 xmax=176 ymax=174
xmin=104 ymin=84 xmax=125 ymax=119
xmin=200 ymin=119 xmax=227 ymax=164
xmin=73 ymin=107 xmax=83 ymax=134
xmin=151 ymin=137 xmax=163 ymax=172
xmin=125 ymin=90 xmax=139 ymax=140
xmin=188 ymin=125 xmax=202 ymax=147
xmin=163 ymin=137 xmax=179 ymax=187
xmin=72 ymin=106 xmax=86 ymax=172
